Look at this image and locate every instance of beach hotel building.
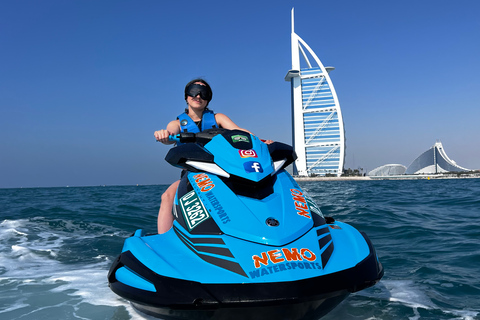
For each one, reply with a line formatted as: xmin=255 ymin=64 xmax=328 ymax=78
xmin=285 ymin=9 xmax=345 ymax=177
xmin=368 ymin=141 xmax=471 ymax=177
xmin=405 ymin=141 xmax=470 ymax=174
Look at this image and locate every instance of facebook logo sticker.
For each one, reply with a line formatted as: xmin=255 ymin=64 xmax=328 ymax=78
xmin=244 ymin=161 xmax=263 ymax=173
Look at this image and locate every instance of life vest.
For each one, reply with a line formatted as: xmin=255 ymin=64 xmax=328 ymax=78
xmin=177 ymin=110 xmax=218 ymax=133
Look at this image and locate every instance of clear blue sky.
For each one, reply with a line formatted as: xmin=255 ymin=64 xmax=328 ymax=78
xmin=1 ymin=0 xmax=479 ymax=188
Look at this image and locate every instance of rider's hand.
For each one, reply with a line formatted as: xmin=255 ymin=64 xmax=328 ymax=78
xmin=260 ymin=139 xmax=274 ymax=144
xmin=154 ymin=129 xmax=173 ymax=144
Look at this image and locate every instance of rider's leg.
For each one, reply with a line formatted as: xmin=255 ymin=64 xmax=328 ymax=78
xmin=157 ymin=180 xmax=180 ymax=234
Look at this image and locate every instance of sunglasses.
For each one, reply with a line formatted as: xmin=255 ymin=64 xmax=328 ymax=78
xmin=186 ymin=84 xmax=212 ymax=101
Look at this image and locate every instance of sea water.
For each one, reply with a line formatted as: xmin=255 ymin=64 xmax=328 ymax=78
xmin=1 ymin=179 xmax=479 ymax=320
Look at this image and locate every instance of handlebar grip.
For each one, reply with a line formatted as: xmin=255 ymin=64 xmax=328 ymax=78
xmin=168 ymin=133 xmax=196 ymax=143
xmin=168 ymin=134 xmax=180 ymax=142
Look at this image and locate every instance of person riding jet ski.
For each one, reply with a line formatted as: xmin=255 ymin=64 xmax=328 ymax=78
xmin=154 ymin=78 xmax=272 ymax=234
xmin=108 ymin=78 xmax=383 ymax=319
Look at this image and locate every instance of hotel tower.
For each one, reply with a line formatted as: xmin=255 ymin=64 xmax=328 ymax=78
xmin=285 ymin=9 xmax=345 ymax=176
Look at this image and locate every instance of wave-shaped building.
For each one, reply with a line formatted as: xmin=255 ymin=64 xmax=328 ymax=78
xmin=405 ymin=141 xmax=470 ymax=174
xmin=285 ymin=9 xmax=345 ymax=177
xmin=368 ymin=164 xmax=407 ymax=177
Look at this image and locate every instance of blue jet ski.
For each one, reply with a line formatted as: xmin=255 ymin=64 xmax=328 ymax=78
xmin=108 ymin=129 xmax=383 ymax=320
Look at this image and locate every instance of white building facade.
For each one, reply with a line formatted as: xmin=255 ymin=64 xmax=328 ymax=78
xmin=285 ymin=9 xmax=345 ymax=176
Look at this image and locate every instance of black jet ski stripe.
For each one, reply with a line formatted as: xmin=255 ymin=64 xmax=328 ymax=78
xmin=174 ymin=228 xmax=209 ymax=253
xmin=174 ymin=226 xmax=225 ymax=245
xmin=194 ymin=245 xmax=235 ymax=258
xmin=174 ymin=228 xmax=229 ymax=254
xmin=196 ymin=253 xmax=248 ymax=278
xmin=318 ymin=233 xmax=332 ymax=249
xmin=173 ymin=228 xmax=248 ymax=277
xmin=316 ymin=226 xmax=330 ymax=237
xmin=175 ymin=229 xmax=234 ymax=259
xmin=321 ymin=242 xmax=334 ymax=268
xmin=187 ymin=237 xmax=225 ymax=245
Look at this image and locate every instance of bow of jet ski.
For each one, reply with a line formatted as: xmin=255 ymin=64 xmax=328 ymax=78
xmin=108 ymin=129 xmax=383 ymax=320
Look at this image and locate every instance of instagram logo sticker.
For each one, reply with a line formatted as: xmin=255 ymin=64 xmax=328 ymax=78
xmin=239 ymin=149 xmax=258 ymax=158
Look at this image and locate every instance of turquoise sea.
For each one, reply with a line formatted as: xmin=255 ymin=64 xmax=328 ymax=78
xmin=1 ymin=179 xmax=479 ymax=320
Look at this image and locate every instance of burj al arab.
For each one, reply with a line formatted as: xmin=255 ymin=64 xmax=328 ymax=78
xmin=285 ymin=9 xmax=345 ymax=177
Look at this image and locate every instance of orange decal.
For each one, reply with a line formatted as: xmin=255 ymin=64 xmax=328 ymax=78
xmin=267 ymin=250 xmax=285 ymax=264
xmin=193 ymin=173 xmax=215 ymax=192
xmin=282 ymin=248 xmax=302 ymax=261
xmin=291 ymin=188 xmax=306 ymax=203
xmin=252 ymin=252 xmax=269 ymax=268
xmin=252 ymin=248 xmax=317 ymax=268
xmin=290 ymin=189 xmax=311 ymax=219
xmin=300 ymin=248 xmax=316 ymax=262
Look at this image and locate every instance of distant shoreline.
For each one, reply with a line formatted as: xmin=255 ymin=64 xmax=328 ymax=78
xmin=294 ymin=173 xmax=480 ymax=181
xmin=294 ymin=176 xmax=372 ymax=181
xmin=4 ymin=173 xmax=479 ymax=190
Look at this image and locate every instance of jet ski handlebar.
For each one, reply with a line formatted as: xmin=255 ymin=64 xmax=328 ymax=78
xmin=168 ymin=133 xmax=196 ymax=144
xmin=169 ymin=129 xmax=232 ymax=145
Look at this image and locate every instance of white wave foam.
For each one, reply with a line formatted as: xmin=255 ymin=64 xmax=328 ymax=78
xmin=47 ymin=263 xmax=158 ymax=319
xmin=384 ymin=280 xmax=436 ymax=310
xmin=0 ymin=218 xmax=152 ymax=319
xmin=0 ymin=219 xmax=29 ymax=240
xmin=0 ymin=301 xmax=30 ymax=314
xmin=356 ymin=280 xmax=478 ymax=320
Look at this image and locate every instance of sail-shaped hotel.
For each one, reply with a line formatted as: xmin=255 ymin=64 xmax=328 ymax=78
xmin=285 ymin=9 xmax=345 ymax=177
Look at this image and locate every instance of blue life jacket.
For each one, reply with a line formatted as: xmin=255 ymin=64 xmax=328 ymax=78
xmin=177 ymin=110 xmax=218 ymax=133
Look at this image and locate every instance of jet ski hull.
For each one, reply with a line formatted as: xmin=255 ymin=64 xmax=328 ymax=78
xmin=131 ymin=294 xmax=348 ymax=320
xmin=108 ymin=130 xmax=383 ymax=319
xmin=108 ymin=232 xmax=382 ymax=320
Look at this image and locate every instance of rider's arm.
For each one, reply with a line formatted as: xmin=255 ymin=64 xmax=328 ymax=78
xmin=215 ymin=113 xmax=253 ymax=135
xmin=154 ymin=120 xmax=181 ymax=144
xmin=215 ymin=113 xmax=273 ymax=144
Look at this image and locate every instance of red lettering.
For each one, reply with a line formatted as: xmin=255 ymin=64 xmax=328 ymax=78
xmin=300 ymin=248 xmax=316 ymax=261
xmin=295 ymin=205 xmax=311 ymax=219
xmin=282 ymin=248 xmax=302 ymax=261
xmin=253 ymin=248 xmax=317 ymax=268
xmin=292 ymin=195 xmax=306 ymax=203
xmin=193 ymin=173 xmax=205 ymax=179
xmin=200 ymin=185 xmax=214 ymax=192
xmin=197 ymin=179 xmax=212 ymax=188
xmin=290 ymin=188 xmax=301 ymax=195
xmin=252 ymin=252 xmax=269 ymax=268
xmin=291 ymin=189 xmax=311 ymax=218
xmin=193 ymin=173 xmax=215 ymax=192
xmin=267 ymin=250 xmax=285 ymax=264
xmin=295 ymin=201 xmax=308 ymax=210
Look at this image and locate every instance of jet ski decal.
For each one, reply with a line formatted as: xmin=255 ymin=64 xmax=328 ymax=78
xmin=179 ymin=190 xmax=211 ymax=231
xmin=321 ymin=242 xmax=334 ymax=268
xmin=316 ymin=226 xmax=334 ymax=268
xmin=244 ymin=161 xmax=263 ymax=173
xmin=231 ymin=134 xmax=250 ymax=143
xmin=192 ymin=173 xmax=215 ymax=192
xmin=252 ymin=248 xmax=318 ymax=269
xmin=291 ymin=188 xmax=311 ymax=219
xmin=249 ymin=248 xmax=322 ymax=279
xmin=239 ymin=149 xmax=258 ymax=158
xmin=204 ymin=191 xmax=231 ymax=224
xmin=173 ymin=227 xmax=248 ymax=278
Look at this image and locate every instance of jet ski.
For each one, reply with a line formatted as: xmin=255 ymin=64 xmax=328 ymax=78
xmin=108 ymin=129 xmax=383 ymax=320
